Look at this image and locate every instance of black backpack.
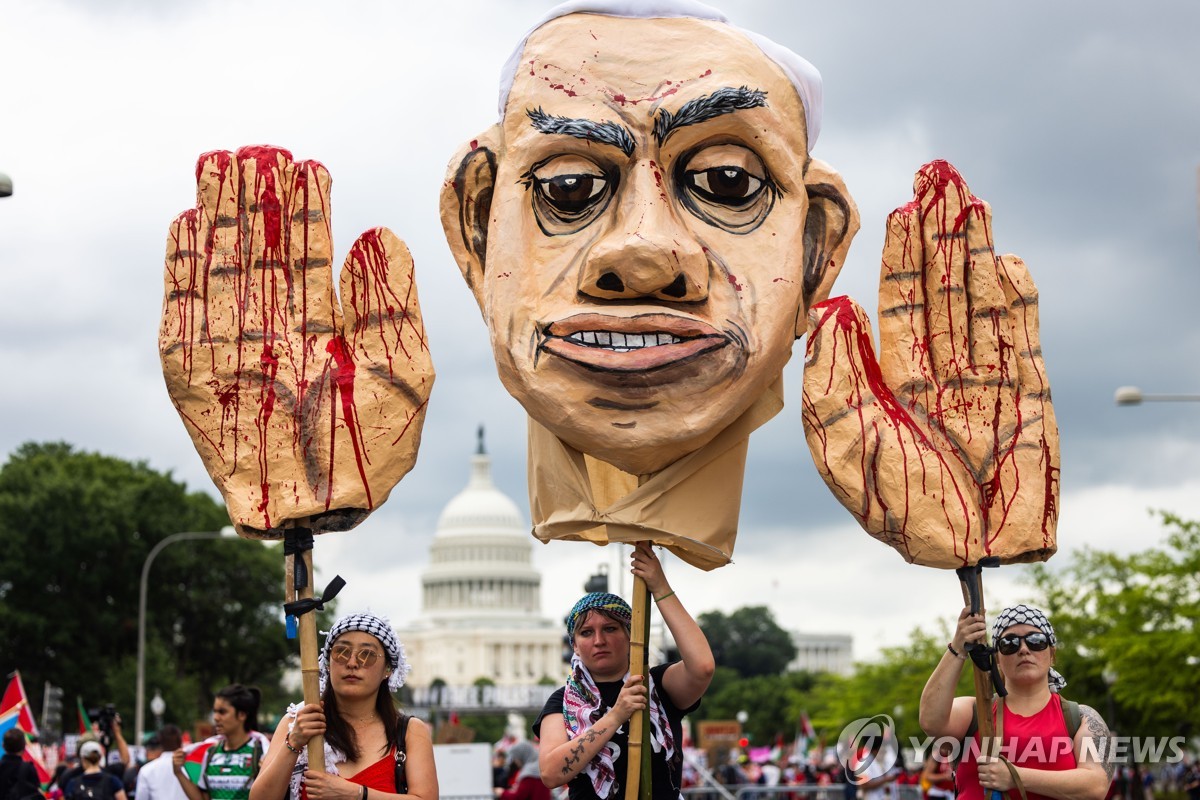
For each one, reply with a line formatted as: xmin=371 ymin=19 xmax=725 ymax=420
xmin=5 ymin=778 xmax=43 ymax=800
xmin=70 ymin=776 xmax=113 ymax=800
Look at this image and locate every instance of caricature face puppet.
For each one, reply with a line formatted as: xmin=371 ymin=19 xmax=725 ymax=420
xmin=442 ymin=6 xmax=858 ymax=477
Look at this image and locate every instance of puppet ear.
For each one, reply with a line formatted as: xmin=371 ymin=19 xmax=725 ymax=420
xmin=439 ymin=127 xmax=501 ymax=309
xmin=797 ymin=158 xmax=860 ymax=336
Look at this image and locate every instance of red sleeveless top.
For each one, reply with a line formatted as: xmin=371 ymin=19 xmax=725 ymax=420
xmin=957 ymin=694 xmax=1078 ymax=800
xmin=301 ymin=747 xmax=396 ymax=800
xmin=347 ymin=747 xmax=398 ymax=792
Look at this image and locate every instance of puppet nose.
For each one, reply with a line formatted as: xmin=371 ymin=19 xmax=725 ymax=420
xmin=579 ymin=165 xmax=708 ymax=302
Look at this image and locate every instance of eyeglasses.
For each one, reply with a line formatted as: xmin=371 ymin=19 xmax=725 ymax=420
xmin=330 ymin=644 xmax=383 ymax=668
xmin=996 ymin=632 xmax=1051 ymax=655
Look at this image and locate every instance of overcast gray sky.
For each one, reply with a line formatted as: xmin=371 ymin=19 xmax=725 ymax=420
xmin=3 ymin=0 xmax=1198 ymax=662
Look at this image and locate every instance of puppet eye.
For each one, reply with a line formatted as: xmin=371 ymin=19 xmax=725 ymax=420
xmin=677 ymin=144 xmax=776 ymax=233
xmin=685 ymin=166 xmax=764 ymax=206
xmin=527 ymin=155 xmax=616 ymax=235
xmin=538 ymin=174 xmax=608 ymax=214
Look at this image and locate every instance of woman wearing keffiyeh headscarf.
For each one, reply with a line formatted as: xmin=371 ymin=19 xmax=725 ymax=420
xmin=919 ymin=604 xmax=1111 ymax=800
xmin=251 ymin=612 xmax=438 ymax=800
xmin=533 ymin=543 xmax=714 ymax=800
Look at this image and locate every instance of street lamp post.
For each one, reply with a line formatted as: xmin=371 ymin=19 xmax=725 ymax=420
xmin=1102 ymin=667 xmax=1118 ymax=737
xmin=136 ymin=527 xmax=234 ymax=744
xmin=150 ymin=690 xmax=166 ymax=731
xmin=1114 ymin=386 xmax=1200 ymax=406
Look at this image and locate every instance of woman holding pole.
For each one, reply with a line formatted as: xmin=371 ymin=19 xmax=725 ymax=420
xmin=534 ymin=544 xmax=714 ymax=800
xmin=251 ymin=613 xmax=437 ymax=800
xmin=919 ymin=604 xmax=1112 ymax=800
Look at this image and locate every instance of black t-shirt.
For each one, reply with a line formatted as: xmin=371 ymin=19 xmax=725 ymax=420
xmin=59 ymin=764 xmax=125 ymax=793
xmin=0 ymin=754 xmax=41 ymax=800
xmin=65 ymin=771 xmax=124 ymax=800
xmin=533 ymin=663 xmax=698 ymax=800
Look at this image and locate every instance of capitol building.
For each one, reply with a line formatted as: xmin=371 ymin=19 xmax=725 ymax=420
xmin=396 ymin=436 xmax=854 ymax=713
xmin=398 ymin=439 xmax=565 ymax=709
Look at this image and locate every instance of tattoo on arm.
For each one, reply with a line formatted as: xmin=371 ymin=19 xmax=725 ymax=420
xmin=1079 ymin=705 xmax=1114 ymax=781
xmin=561 ymin=727 xmax=609 ymax=776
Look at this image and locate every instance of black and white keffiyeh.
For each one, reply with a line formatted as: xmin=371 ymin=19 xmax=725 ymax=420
xmin=563 ymin=652 xmax=674 ymax=800
xmin=285 ymin=702 xmax=346 ymax=800
xmin=992 ymin=604 xmax=1067 ymax=693
xmin=318 ymin=611 xmax=412 ymax=694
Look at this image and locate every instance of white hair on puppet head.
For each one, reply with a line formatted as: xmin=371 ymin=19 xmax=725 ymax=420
xmin=497 ymin=0 xmax=823 ymax=151
xmin=318 ymin=611 xmax=412 ymax=694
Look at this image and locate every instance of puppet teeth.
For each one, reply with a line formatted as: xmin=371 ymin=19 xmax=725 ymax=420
xmin=566 ymin=331 xmax=684 ymax=349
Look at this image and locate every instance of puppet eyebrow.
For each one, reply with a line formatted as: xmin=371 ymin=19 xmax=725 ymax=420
xmin=527 ymin=108 xmax=636 ymax=156
xmin=653 ymin=86 xmax=768 ymax=145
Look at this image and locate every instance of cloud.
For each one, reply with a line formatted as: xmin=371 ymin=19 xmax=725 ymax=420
xmin=3 ymin=0 xmax=1199 ymax=667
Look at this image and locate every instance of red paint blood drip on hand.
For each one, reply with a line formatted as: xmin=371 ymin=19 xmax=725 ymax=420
xmin=235 ymin=146 xmax=294 ymax=529
xmin=348 ymin=230 xmax=429 ymax=375
xmin=254 ymin=344 xmax=279 ymax=529
xmin=326 ymin=335 xmax=372 ymax=510
xmin=813 ymin=297 xmax=976 ymax=565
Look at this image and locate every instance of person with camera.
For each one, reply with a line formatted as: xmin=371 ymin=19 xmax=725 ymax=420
xmin=172 ymin=685 xmax=268 ymax=800
xmin=58 ymin=709 xmax=131 ymax=794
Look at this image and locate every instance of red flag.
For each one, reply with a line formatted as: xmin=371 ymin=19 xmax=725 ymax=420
xmin=22 ymin=747 xmax=52 ymax=784
xmin=0 ymin=672 xmax=40 ymax=738
xmin=2 ymin=673 xmax=50 ymax=787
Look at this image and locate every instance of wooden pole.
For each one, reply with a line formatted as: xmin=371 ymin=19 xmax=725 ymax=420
xmin=285 ymin=531 xmax=325 ymax=770
xmin=637 ymin=576 xmax=653 ymax=800
xmin=582 ymin=457 xmax=647 ymax=800
xmin=958 ymin=572 xmax=1000 ymax=800
xmin=626 ymin=570 xmax=650 ymax=800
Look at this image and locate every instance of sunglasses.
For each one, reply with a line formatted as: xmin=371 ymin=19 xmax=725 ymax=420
xmin=996 ymin=632 xmax=1051 ymax=655
xmin=330 ymin=644 xmax=384 ymax=668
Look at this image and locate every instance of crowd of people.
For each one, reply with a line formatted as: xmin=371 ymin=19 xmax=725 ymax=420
xmin=8 ymin=594 xmax=1200 ymax=800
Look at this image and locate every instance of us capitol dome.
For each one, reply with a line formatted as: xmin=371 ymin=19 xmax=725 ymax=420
xmin=399 ymin=431 xmax=566 ymax=698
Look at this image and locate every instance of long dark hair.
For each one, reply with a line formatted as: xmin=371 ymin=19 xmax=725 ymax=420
xmin=321 ymin=678 xmax=400 ymax=761
xmin=215 ymin=684 xmax=262 ymax=733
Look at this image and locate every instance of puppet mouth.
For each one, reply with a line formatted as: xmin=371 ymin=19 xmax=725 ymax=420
xmin=542 ymin=313 xmax=727 ymax=372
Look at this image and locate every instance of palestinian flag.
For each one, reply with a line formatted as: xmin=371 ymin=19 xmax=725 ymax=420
xmin=1 ymin=674 xmax=51 ymax=787
xmin=0 ymin=672 xmax=39 ymax=738
xmin=76 ymin=697 xmax=92 ymax=736
xmin=181 ymin=740 xmax=216 ymax=784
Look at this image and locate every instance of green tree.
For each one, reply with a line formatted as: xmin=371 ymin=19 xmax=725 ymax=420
xmin=700 ymin=667 xmax=816 ymax=745
xmin=698 ymin=606 xmax=798 ymax=678
xmin=0 ymin=442 xmax=295 ymax=737
xmin=806 ymin=625 xmax=973 ymax=747
xmin=455 ymin=677 xmax=507 ymax=745
xmin=1026 ymin=512 xmax=1200 ymax=739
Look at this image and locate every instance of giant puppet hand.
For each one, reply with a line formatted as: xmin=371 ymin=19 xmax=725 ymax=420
xmin=801 ymin=161 xmax=1058 ymax=568
xmin=159 ymin=147 xmax=434 ymax=538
